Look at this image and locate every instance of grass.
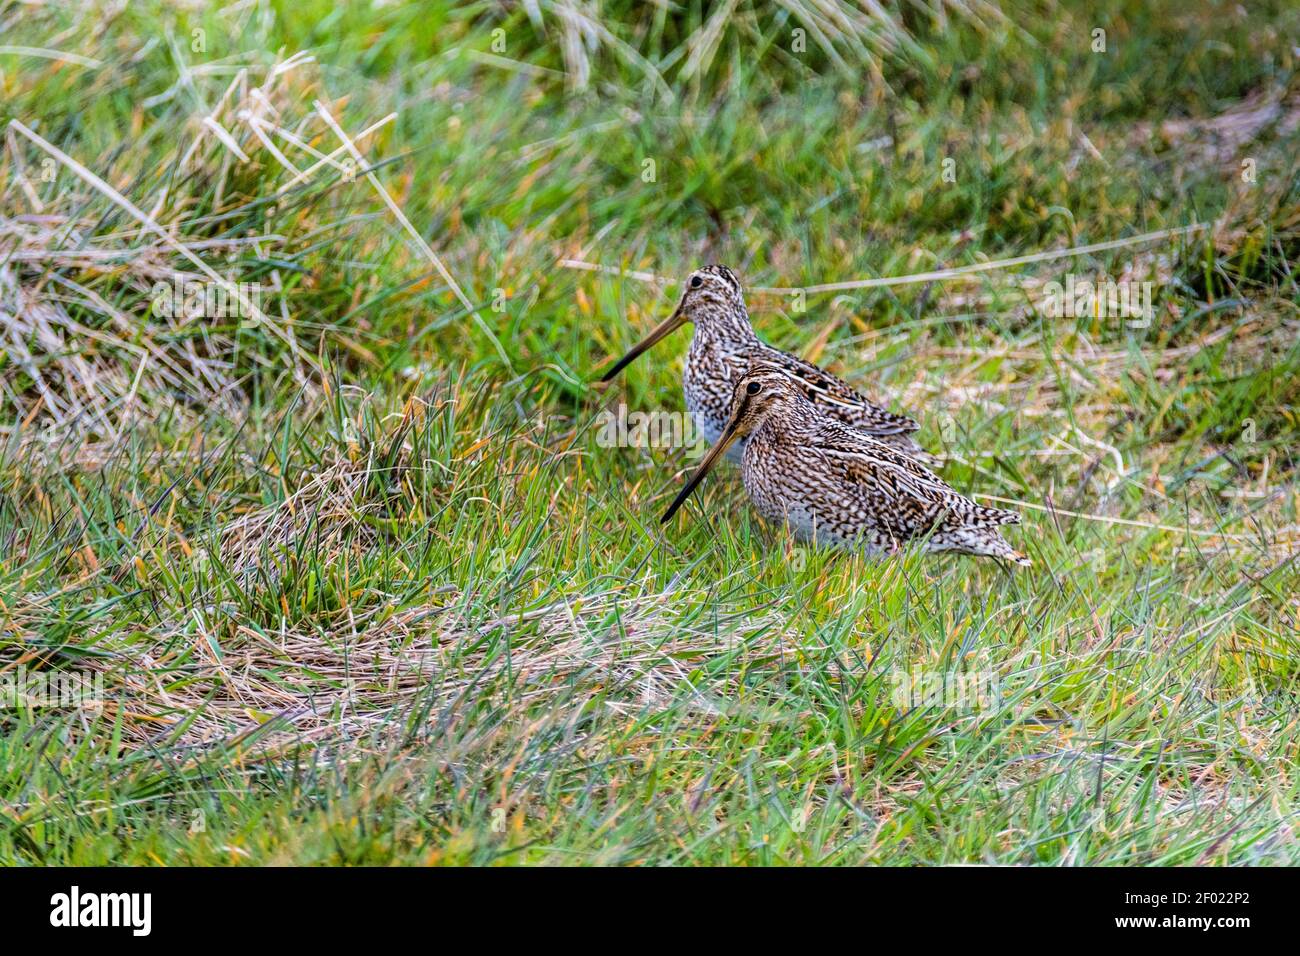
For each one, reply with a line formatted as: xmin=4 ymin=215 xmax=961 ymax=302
xmin=0 ymin=0 xmax=1298 ymax=865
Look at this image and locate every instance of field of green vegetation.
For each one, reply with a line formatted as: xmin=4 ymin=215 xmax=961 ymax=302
xmin=1 ymin=0 xmax=1297 ymax=864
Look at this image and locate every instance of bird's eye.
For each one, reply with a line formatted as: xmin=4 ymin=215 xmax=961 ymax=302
xmin=745 ymin=381 xmax=761 ymax=395
xmin=689 ymin=275 xmax=703 ymax=289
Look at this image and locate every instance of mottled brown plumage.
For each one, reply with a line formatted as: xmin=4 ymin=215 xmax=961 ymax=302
xmin=601 ymin=265 xmax=929 ymax=461
xmin=662 ymin=363 xmax=1030 ymax=565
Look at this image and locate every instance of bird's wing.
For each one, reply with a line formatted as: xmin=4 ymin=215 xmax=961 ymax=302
xmin=754 ymin=342 xmax=920 ymax=436
xmin=811 ymin=419 xmax=956 ymax=506
xmin=810 ymin=419 xmax=1019 ymax=528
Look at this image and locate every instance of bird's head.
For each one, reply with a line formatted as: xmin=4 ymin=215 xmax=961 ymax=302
xmin=660 ymin=362 xmax=803 ymax=524
xmin=599 ymin=264 xmax=747 ymax=383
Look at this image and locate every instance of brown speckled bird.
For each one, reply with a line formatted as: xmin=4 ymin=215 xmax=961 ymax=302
xmin=600 ymin=264 xmax=928 ymax=461
xmin=662 ymin=363 xmax=1030 ymax=565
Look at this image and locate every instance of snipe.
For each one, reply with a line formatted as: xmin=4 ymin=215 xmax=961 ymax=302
xmin=662 ymin=363 xmax=1030 ymax=565
xmin=600 ymin=264 xmax=928 ymax=460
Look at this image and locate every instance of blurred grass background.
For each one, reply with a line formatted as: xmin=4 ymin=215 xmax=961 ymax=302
xmin=0 ymin=0 xmax=1298 ymax=864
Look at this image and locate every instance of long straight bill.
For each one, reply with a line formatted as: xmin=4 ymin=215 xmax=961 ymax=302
xmin=660 ymin=419 xmax=744 ymax=524
xmin=599 ymin=307 xmax=685 ymax=382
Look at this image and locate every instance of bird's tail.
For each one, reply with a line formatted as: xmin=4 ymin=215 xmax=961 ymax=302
xmin=929 ymin=526 xmax=1031 ymax=566
xmin=928 ymin=497 xmax=1029 ymax=565
xmin=938 ymin=494 xmax=1020 ymax=527
xmin=970 ymin=503 xmax=1020 ymax=526
xmin=983 ymin=533 xmax=1032 ymax=566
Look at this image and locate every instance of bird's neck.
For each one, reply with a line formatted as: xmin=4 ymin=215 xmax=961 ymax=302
xmin=751 ymin=396 xmax=819 ymax=444
xmin=692 ymin=302 xmax=758 ymax=349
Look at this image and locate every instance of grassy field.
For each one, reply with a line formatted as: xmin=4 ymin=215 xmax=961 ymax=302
xmin=1 ymin=0 xmax=1298 ymax=865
